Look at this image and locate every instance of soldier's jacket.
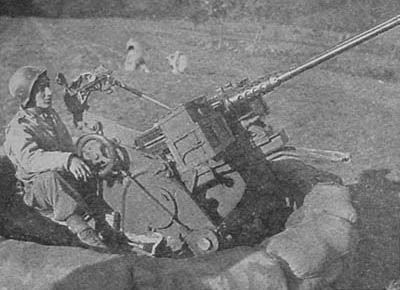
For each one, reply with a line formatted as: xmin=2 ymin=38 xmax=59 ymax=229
xmin=4 ymin=107 xmax=75 ymax=182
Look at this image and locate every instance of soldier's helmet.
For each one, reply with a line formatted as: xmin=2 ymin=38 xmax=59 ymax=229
xmin=8 ymin=66 xmax=47 ymax=108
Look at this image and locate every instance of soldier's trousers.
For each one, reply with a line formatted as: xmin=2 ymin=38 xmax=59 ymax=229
xmin=23 ymin=171 xmax=110 ymax=222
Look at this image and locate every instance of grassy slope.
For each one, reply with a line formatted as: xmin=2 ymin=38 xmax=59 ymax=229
xmin=1 ymin=14 xmax=400 ymax=289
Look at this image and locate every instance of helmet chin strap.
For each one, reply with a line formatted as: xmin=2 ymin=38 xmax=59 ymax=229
xmin=22 ymin=94 xmax=40 ymax=110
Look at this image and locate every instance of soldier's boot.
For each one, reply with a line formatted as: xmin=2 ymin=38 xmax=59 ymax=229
xmin=66 ymin=214 xmax=108 ymax=249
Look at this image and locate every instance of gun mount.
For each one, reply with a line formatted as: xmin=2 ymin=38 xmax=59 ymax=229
xmin=56 ymin=15 xmax=399 ymax=257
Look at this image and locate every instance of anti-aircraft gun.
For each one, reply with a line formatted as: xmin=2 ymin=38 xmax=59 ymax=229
xmin=57 ymin=15 xmax=400 ymax=256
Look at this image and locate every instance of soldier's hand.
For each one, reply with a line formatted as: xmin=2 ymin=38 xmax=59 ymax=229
xmin=68 ymin=156 xmax=92 ymax=182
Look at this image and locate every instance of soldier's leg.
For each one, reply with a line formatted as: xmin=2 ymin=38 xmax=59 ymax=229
xmin=69 ymin=178 xmax=122 ymax=242
xmin=23 ymin=171 xmax=107 ymax=248
xmin=49 ymin=172 xmax=123 ymax=247
xmin=24 ymin=171 xmax=92 ymax=222
xmin=70 ymin=177 xmax=113 ymax=221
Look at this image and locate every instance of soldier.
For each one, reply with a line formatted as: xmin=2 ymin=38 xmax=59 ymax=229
xmin=3 ymin=66 xmax=112 ymax=249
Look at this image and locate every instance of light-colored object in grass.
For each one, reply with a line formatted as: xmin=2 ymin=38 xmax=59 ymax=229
xmin=166 ymin=50 xmax=188 ymax=74
xmin=124 ymin=39 xmax=150 ymax=73
xmin=386 ymin=279 xmax=400 ymax=290
xmin=385 ymin=167 xmax=400 ymax=182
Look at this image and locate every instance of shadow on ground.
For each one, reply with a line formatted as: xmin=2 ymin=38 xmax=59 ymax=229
xmin=342 ymin=169 xmax=400 ymax=290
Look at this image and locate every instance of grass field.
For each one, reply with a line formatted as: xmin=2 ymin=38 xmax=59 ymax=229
xmin=1 ymin=12 xmax=400 ymax=289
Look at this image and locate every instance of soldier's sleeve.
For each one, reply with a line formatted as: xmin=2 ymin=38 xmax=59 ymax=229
xmin=5 ymin=121 xmax=72 ymax=174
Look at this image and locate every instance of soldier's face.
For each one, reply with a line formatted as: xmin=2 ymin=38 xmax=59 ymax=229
xmin=34 ymin=77 xmax=52 ymax=109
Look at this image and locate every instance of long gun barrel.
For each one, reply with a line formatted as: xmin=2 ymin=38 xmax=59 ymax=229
xmin=216 ymin=15 xmax=400 ymax=107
